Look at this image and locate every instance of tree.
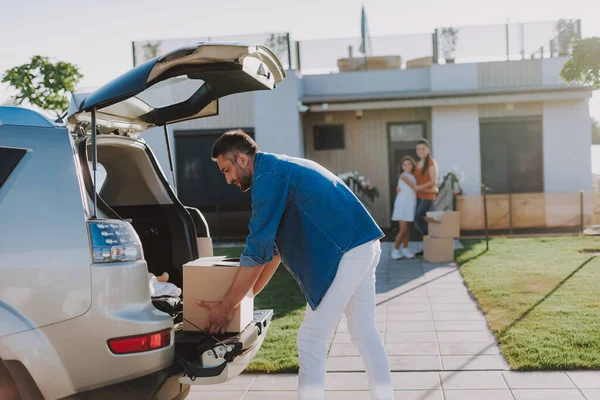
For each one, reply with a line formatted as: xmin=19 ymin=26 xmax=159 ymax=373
xmin=560 ymin=37 xmax=600 ymax=88
xmin=264 ymin=34 xmax=289 ymax=66
xmin=1 ymin=55 xmax=83 ymax=119
xmin=142 ymin=41 xmax=162 ymax=62
xmin=554 ymin=19 xmax=579 ymax=56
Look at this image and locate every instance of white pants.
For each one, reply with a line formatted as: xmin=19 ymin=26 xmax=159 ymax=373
xmin=297 ymin=239 xmax=393 ymax=400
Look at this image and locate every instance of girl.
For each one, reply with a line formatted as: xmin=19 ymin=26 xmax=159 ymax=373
xmin=391 ymin=156 xmax=418 ymax=260
xmin=414 ymin=139 xmax=439 ymax=238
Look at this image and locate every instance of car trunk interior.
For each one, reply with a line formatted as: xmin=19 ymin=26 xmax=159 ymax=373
xmin=79 ymin=137 xmax=197 ymax=292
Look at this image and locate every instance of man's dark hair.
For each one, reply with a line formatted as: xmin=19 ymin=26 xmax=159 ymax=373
xmin=211 ymin=129 xmax=259 ymax=161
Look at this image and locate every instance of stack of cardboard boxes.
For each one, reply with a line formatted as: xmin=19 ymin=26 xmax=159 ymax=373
xmin=423 ymin=211 xmax=461 ymax=263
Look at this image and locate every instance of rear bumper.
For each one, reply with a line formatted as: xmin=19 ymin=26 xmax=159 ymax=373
xmin=59 ymin=365 xmax=189 ymax=400
xmin=58 ymin=309 xmax=274 ymax=399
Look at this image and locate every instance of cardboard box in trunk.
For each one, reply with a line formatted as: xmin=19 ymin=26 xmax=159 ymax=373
xmin=196 ymin=237 xmax=214 ymax=257
xmin=423 ymin=236 xmax=455 ymax=263
xmin=425 ymin=211 xmax=461 ymax=238
xmin=183 ymin=257 xmax=254 ymax=333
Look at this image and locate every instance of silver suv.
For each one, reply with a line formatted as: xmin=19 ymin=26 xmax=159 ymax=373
xmin=0 ymin=43 xmax=285 ymax=400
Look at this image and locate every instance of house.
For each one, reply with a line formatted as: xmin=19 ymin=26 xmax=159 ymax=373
xmin=135 ymin=20 xmax=594 ymax=238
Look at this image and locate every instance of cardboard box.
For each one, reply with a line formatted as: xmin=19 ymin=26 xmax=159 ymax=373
xmin=406 ymin=56 xmax=432 ymax=69
xmin=425 ymin=211 xmax=461 ymax=238
xmin=183 ymin=257 xmax=254 ymax=333
xmin=423 ymin=236 xmax=455 ymax=263
xmin=337 ymin=55 xmax=402 ymax=72
xmin=196 ymin=237 xmax=214 ymax=257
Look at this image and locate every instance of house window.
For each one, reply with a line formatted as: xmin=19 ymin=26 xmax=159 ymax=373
xmin=480 ymin=119 xmax=544 ymax=194
xmin=174 ymin=129 xmax=255 ymax=210
xmin=313 ymin=125 xmax=345 ymax=150
xmin=389 ymin=123 xmax=424 ymax=142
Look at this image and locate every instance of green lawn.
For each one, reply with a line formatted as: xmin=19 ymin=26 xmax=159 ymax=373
xmin=213 ymin=246 xmax=305 ymax=373
xmin=457 ymin=236 xmax=600 ymax=370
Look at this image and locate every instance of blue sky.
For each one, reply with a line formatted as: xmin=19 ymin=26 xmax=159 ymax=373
xmin=1 ymin=0 xmax=599 ymax=117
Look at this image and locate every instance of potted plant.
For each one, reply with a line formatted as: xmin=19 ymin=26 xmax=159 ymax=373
xmin=440 ymin=27 xmax=459 ymax=63
xmin=437 ymin=167 xmax=464 ymax=210
xmin=338 ymin=171 xmax=379 ymax=209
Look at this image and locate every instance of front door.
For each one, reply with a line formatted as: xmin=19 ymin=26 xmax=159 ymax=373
xmin=387 ymin=122 xmax=426 ymax=227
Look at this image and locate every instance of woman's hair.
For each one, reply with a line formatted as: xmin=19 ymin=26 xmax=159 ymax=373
xmin=417 ymin=138 xmax=431 ymax=175
xmin=399 ymin=156 xmax=416 ymax=174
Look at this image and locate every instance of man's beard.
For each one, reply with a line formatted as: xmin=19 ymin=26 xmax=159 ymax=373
xmin=236 ymin=165 xmax=252 ymax=192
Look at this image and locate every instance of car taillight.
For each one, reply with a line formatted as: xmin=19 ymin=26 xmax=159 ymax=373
xmin=107 ymin=329 xmax=171 ymax=354
xmin=88 ymin=220 xmax=143 ymax=263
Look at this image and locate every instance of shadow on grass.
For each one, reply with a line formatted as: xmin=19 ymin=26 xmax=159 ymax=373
xmin=253 ymin=267 xmax=306 ymax=319
xmin=495 ymin=256 xmax=595 ymax=341
xmin=455 ymin=239 xmax=489 ymax=267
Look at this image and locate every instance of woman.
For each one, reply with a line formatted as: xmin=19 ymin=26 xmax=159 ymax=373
xmin=413 ymin=139 xmax=439 ymax=237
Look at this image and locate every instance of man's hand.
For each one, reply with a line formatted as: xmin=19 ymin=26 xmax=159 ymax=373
xmin=396 ymin=186 xmax=401 ymax=194
xmin=197 ymin=300 xmax=235 ymax=335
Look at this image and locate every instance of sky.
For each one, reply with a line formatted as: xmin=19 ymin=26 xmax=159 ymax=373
xmin=1 ymin=0 xmax=599 ymax=117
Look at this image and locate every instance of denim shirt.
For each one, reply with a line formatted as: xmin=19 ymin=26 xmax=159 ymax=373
xmin=240 ymin=152 xmax=384 ymax=310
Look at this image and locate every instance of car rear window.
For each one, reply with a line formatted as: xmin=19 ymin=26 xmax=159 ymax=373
xmin=0 ymin=147 xmax=27 ymax=190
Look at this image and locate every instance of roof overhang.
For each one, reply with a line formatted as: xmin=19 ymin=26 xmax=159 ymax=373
xmin=302 ymin=86 xmax=593 ymax=112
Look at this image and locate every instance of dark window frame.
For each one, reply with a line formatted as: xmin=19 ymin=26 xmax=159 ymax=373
xmin=173 ymin=128 xmax=255 ymax=212
xmin=479 ymin=117 xmax=544 ymax=194
xmin=313 ymin=124 xmax=345 ymax=151
xmin=0 ymin=147 xmax=27 ymax=190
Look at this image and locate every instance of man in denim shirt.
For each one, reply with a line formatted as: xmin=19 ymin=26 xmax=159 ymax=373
xmin=199 ymin=130 xmax=393 ymax=400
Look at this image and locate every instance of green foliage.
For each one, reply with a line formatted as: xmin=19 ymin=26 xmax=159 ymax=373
xmin=2 ymin=55 xmax=83 ymax=118
xmin=561 ymin=37 xmax=600 ymax=88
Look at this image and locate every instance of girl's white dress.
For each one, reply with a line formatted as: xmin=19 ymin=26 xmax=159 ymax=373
xmin=391 ymin=172 xmax=417 ymax=222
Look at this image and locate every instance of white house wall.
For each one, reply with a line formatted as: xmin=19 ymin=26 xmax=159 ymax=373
xmin=478 ymin=60 xmax=542 ymax=88
xmin=541 ymin=57 xmax=571 ymax=86
xmin=431 ymin=106 xmax=481 ymax=196
xmin=543 ymin=99 xmax=592 ymax=193
xmin=302 ymin=69 xmax=430 ymax=99
xmin=254 ymin=71 xmax=304 ymax=157
xmin=430 ymin=64 xmax=478 ymax=92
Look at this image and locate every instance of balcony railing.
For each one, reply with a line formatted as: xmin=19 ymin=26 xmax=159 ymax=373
xmin=295 ymin=19 xmax=581 ymax=75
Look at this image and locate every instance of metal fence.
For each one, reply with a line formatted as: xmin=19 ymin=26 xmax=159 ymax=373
xmin=296 ymin=32 xmax=432 ymax=75
xmin=296 ymin=19 xmax=581 ymax=74
xmin=132 ymin=32 xmax=292 ymax=70
xmin=129 ymin=20 xmax=580 ymax=75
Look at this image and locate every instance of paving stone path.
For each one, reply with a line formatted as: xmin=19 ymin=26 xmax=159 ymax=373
xmin=189 ymin=242 xmax=600 ymax=399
